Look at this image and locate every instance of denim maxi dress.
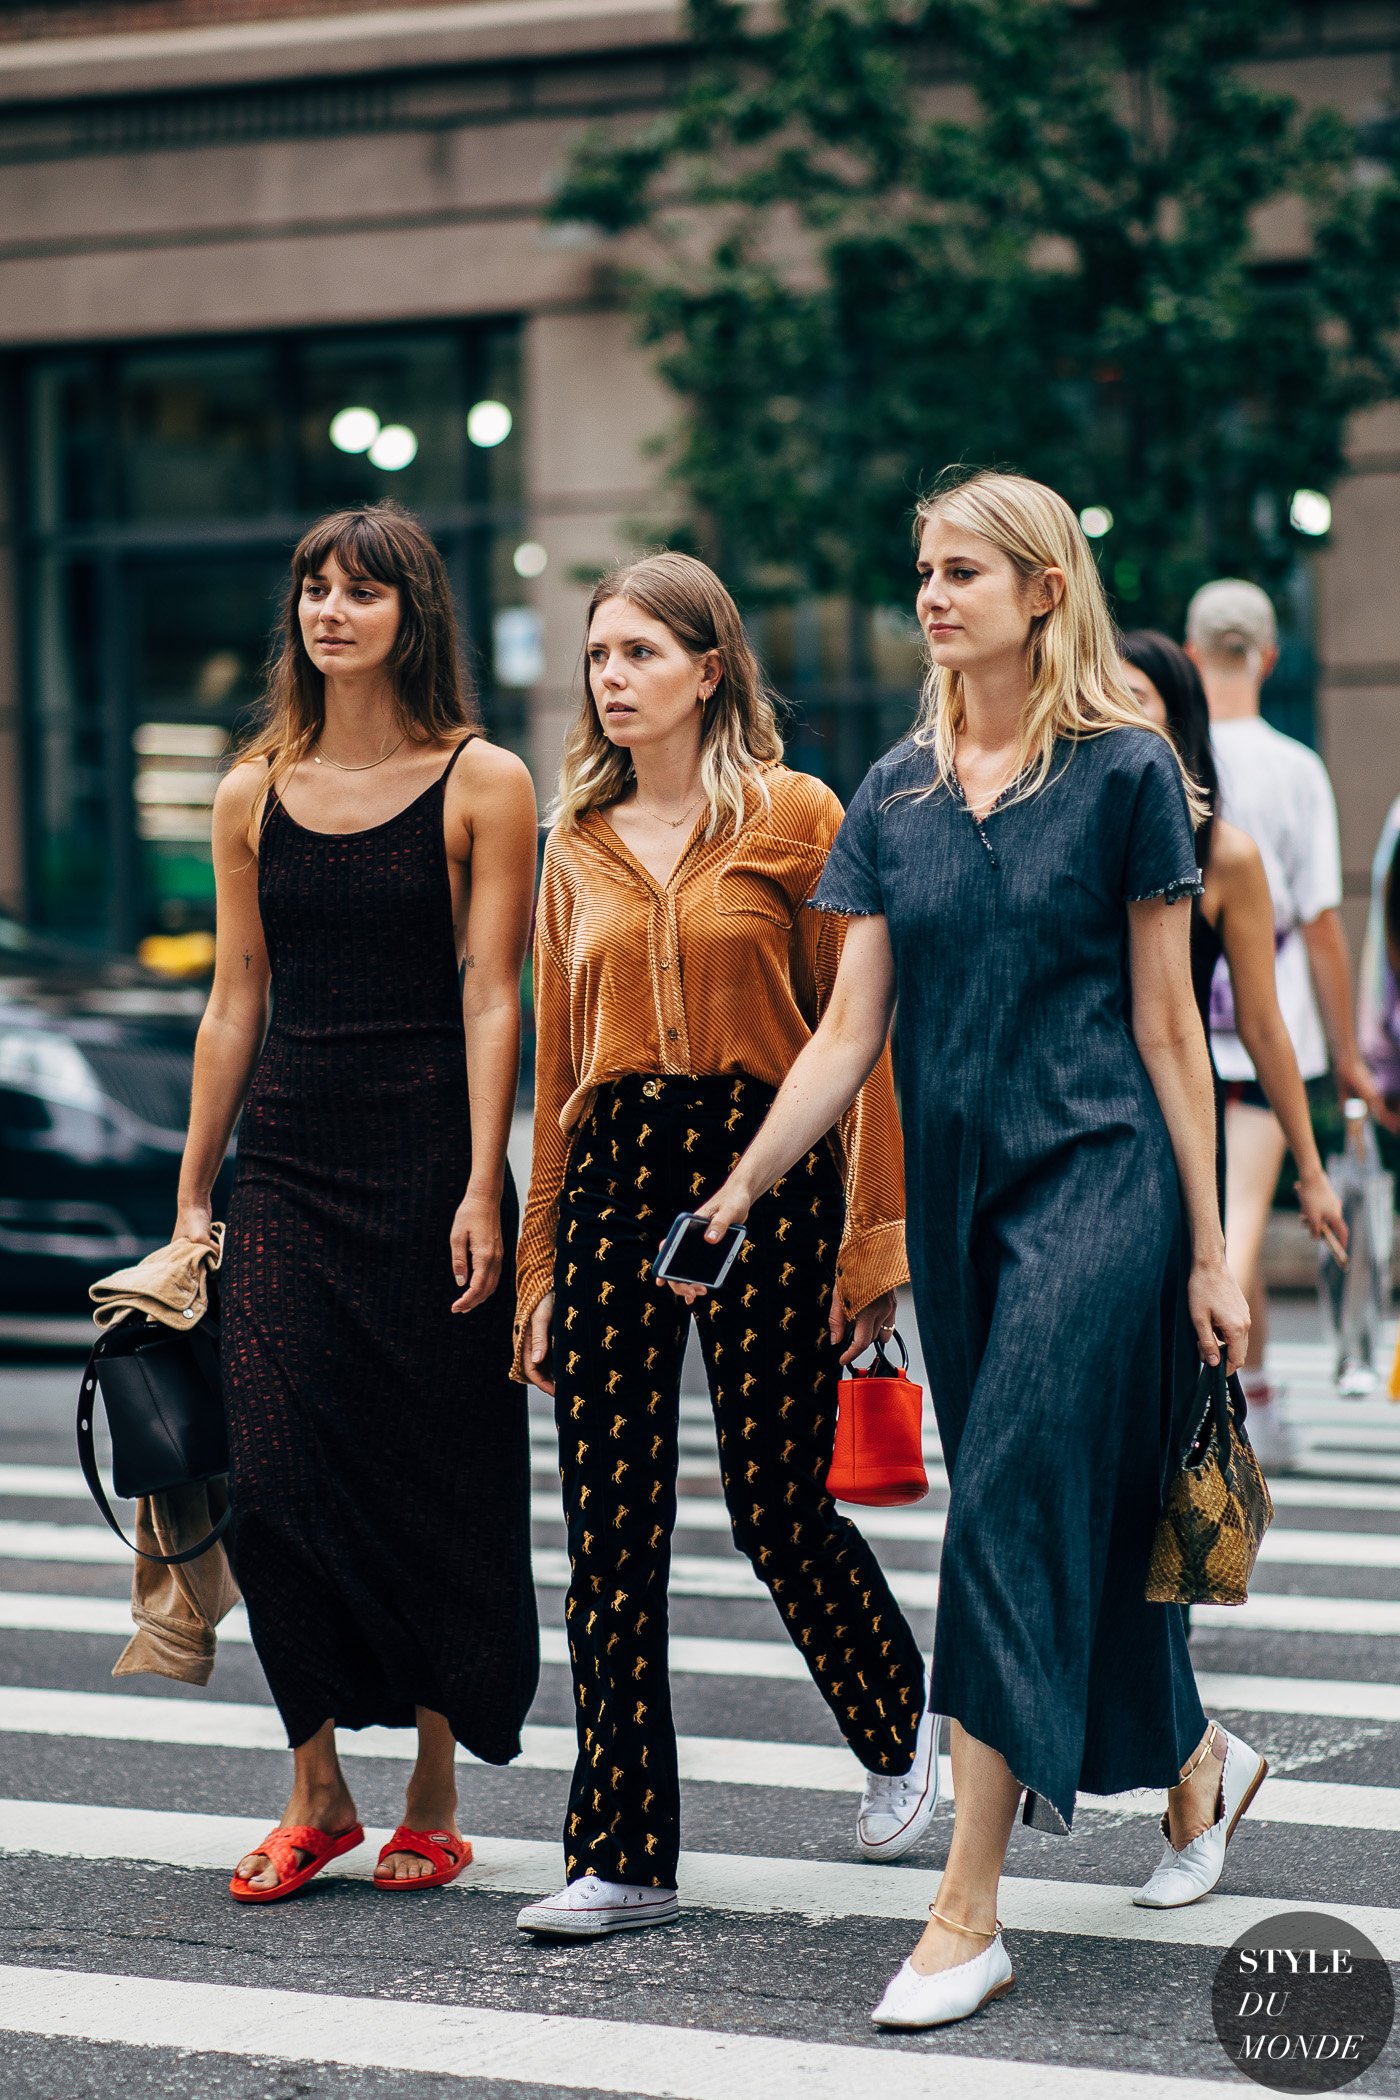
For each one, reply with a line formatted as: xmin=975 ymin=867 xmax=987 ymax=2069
xmin=813 ymin=726 xmax=1208 ymax=1832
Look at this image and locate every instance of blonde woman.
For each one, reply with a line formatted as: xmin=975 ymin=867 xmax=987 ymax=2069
xmin=686 ymin=474 xmax=1265 ymax=2028
xmin=512 ymin=551 xmax=937 ymax=1938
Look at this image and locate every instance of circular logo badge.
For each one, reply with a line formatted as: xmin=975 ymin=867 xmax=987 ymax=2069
xmin=1213 ymin=1909 xmax=1395 ymax=2091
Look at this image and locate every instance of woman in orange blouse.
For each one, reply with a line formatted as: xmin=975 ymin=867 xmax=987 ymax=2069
xmin=512 ymin=552 xmax=937 ymax=1940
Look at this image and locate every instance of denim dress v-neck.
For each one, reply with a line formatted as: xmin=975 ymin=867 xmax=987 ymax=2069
xmin=813 ymin=725 xmax=1208 ymax=1832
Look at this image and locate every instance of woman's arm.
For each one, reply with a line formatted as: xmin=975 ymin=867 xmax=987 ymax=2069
xmin=173 ymin=763 xmax=272 ymax=1244
xmin=1301 ymin=909 xmax=1395 ymax=1130
xmin=677 ymin=915 xmax=897 ymax=1362
xmin=447 ymin=745 xmax=539 ymax=1314
xmin=1214 ymin=826 xmax=1347 ymax=1251
xmin=515 ymin=849 xmax=578 ymax=1394
xmin=1129 ymin=895 xmax=1250 ymax=1371
xmin=790 ymin=899 xmax=906 ymax=1351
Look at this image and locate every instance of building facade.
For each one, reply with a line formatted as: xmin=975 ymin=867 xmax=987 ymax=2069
xmin=1 ymin=0 xmax=1398 ymax=953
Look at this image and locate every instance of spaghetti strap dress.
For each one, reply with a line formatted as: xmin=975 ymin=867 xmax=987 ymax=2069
xmin=221 ymin=740 xmax=538 ymax=1759
xmin=813 ymin=727 xmax=1207 ymax=1833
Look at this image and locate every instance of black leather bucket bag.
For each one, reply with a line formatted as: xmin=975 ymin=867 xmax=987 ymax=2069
xmin=76 ymin=1295 xmax=230 ymax=1565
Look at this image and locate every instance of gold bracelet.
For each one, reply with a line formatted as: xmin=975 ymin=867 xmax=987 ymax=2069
xmin=928 ymin=1906 xmax=1001 ymax=1939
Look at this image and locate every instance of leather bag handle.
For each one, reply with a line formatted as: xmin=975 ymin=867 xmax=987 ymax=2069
xmin=76 ymin=1327 xmax=231 ymax=1566
xmin=1183 ymin=1352 xmax=1242 ymax=1474
xmin=846 ymin=1327 xmax=911 ymax=1378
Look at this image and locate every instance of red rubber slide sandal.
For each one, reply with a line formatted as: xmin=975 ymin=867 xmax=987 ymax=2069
xmin=373 ymin=1826 xmax=473 ymax=1890
xmin=229 ymin=1822 xmax=365 ymax=1904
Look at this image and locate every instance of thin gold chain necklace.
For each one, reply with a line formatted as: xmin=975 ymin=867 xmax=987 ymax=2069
xmin=634 ymin=794 xmax=705 ymax=829
xmin=311 ymin=732 xmax=408 ymax=773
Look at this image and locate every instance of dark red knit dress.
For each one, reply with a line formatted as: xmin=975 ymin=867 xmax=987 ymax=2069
xmin=221 ymin=743 xmax=538 ymax=1759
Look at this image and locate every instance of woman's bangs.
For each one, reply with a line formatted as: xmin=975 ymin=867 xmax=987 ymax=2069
xmin=295 ymin=513 xmax=403 ymax=588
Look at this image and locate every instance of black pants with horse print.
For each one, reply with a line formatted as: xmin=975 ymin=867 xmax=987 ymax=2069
xmin=551 ymin=1071 xmax=927 ymax=1889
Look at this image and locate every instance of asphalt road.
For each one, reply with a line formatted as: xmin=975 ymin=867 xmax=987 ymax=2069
xmin=0 ymin=1296 xmax=1397 ymax=2097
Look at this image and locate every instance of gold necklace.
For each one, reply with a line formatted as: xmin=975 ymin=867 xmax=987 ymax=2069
xmin=312 ymin=732 xmax=408 ymax=773
xmin=635 ymin=794 xmax=705 ymax=829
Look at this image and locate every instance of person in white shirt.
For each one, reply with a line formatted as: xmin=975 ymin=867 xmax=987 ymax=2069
xmin=1186 ymin=579 xmax=1392 ymax=1467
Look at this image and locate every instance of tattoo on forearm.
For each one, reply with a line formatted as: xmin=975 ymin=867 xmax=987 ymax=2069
xmin=465 ymin=954 xmax=476 ymax=969
xmin=243 ymin=950 xmax=252 ymax=972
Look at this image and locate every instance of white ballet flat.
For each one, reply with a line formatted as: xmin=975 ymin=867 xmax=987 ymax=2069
xmin=871 ymin=1934 xmax=1014 ymax=2030
xmin=856 ymin=1709 xmax=942 ymax=1861
xmin=1133 ymin=1725 xmax=1268 ymax=1909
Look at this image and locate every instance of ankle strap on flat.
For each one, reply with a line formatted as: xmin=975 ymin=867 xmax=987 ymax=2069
xmin=928 ymin=1906 xmax=1001 ymax=1939
xmin=1177 ymin=1721 xmax=1219 ymax=1786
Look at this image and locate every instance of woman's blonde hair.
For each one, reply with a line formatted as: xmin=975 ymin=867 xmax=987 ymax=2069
xmin=236 ymin=501 xmax=479 ymax=817
xmin=552 ymin=551 xmax=784 ymax=838
xmin=909 ymin=470 xmax=1204 ymax=820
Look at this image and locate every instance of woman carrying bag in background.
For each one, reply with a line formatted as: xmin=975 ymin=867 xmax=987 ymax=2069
xmin=513 ymin=551 xmax=938 ymax=1940
xmin=174 ymin=499 xmax=540 ymax=1903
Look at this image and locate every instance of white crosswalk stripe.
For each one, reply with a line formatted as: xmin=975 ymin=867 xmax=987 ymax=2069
xmin=8 ymin=1797 xmax=1400 ymax=1952
xmin=0 ymin=1964 xmax=1254 ymax=2099
xmin=8 ymin=1595 xmax=1400 ymax=1730
xmin=3 ymin=1664 xmax=1400 ymax=1779
xmin=1 ymin=1330 xmax=1398 ymax=2096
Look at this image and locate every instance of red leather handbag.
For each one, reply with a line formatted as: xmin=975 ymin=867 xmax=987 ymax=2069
xmin=827 ymin=1330 xmax=929 ymax=1506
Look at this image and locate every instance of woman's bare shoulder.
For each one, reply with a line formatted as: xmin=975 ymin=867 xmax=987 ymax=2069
xmin=1212 ymin=817 xmax=1266 ymax=884
xmin=449 ymin=734 xmax=535 ymax=806
xmin=213 ymin=756 xmax=270 ymax=823
xmin=216 ymin=755 xmax=268 ymax=801
xmin=1210 ymin=818 xmax=1275 ymax=928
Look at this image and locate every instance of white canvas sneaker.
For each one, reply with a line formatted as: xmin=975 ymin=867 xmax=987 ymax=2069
xmin=516 ymin=1873 xmax=680 ymax=1938
xmin=1133 ymin=1726 xmax=1268 ymax=1909
xmin=856 ymin=1709 xmax=942 ymax=1861
xmin=871 ymin=1934 xmax=1014 ymax=2029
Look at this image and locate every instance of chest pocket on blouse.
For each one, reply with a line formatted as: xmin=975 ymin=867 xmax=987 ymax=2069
xmin=713 ymin=842 xmax=823 ymax=927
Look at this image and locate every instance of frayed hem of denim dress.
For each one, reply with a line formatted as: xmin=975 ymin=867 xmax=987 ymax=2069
xmin=1127 ymin=875 xmax=1205 ymax=905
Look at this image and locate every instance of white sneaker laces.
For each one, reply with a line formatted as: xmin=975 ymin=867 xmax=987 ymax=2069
xmin=863 ymin=1760 xmax=923 ymax=1811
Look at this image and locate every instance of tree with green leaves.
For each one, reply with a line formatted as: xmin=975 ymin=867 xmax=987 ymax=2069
xmin=555 ymin=0 xmax=1400 ymax=630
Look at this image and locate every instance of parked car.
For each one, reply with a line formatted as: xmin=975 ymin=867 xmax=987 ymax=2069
xmin=0 ymin=912 xmax=220 ymax=1312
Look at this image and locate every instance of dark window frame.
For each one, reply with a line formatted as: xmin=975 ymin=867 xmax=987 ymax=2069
xmin=12 ymin=315 xmax=528 ymax=950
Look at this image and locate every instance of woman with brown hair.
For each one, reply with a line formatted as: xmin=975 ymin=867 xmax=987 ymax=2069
xmin=174 ymin=499 xmax=540 ymax=1901
xmin=511 ymin=550 xmax=936 ymax=1941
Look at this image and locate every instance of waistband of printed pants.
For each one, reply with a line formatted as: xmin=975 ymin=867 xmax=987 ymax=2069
xmin=589 ymin=1071 xmax=775 ymax=1118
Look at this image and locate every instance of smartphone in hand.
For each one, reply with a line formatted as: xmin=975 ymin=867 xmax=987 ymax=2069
xmin=653 ymin=1212 xmax=746 ymax=1290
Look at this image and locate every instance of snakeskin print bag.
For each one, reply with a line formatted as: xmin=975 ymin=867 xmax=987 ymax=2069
xmin=1146 ymin=1355 xmax=1273 ymax=1606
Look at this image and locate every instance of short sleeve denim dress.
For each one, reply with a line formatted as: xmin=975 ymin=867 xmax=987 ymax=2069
xmin=814 ymin=726 xmax=1208 ymax=1832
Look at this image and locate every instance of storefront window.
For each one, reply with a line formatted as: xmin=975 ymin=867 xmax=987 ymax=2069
xmin=121 ymin=347 xmax=281 ymax=522
xmin=29 ymin=360 xmax=106 ymax=532
xmin=299 ymin=335 xmax=466 ymax=514
xmin=20 ymin=322 xmax=526 ymax=952
xmin=127 ymin=556 xmax=286 ymax=934
xmin=30 ymin=558 xmax=107 ymax=938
